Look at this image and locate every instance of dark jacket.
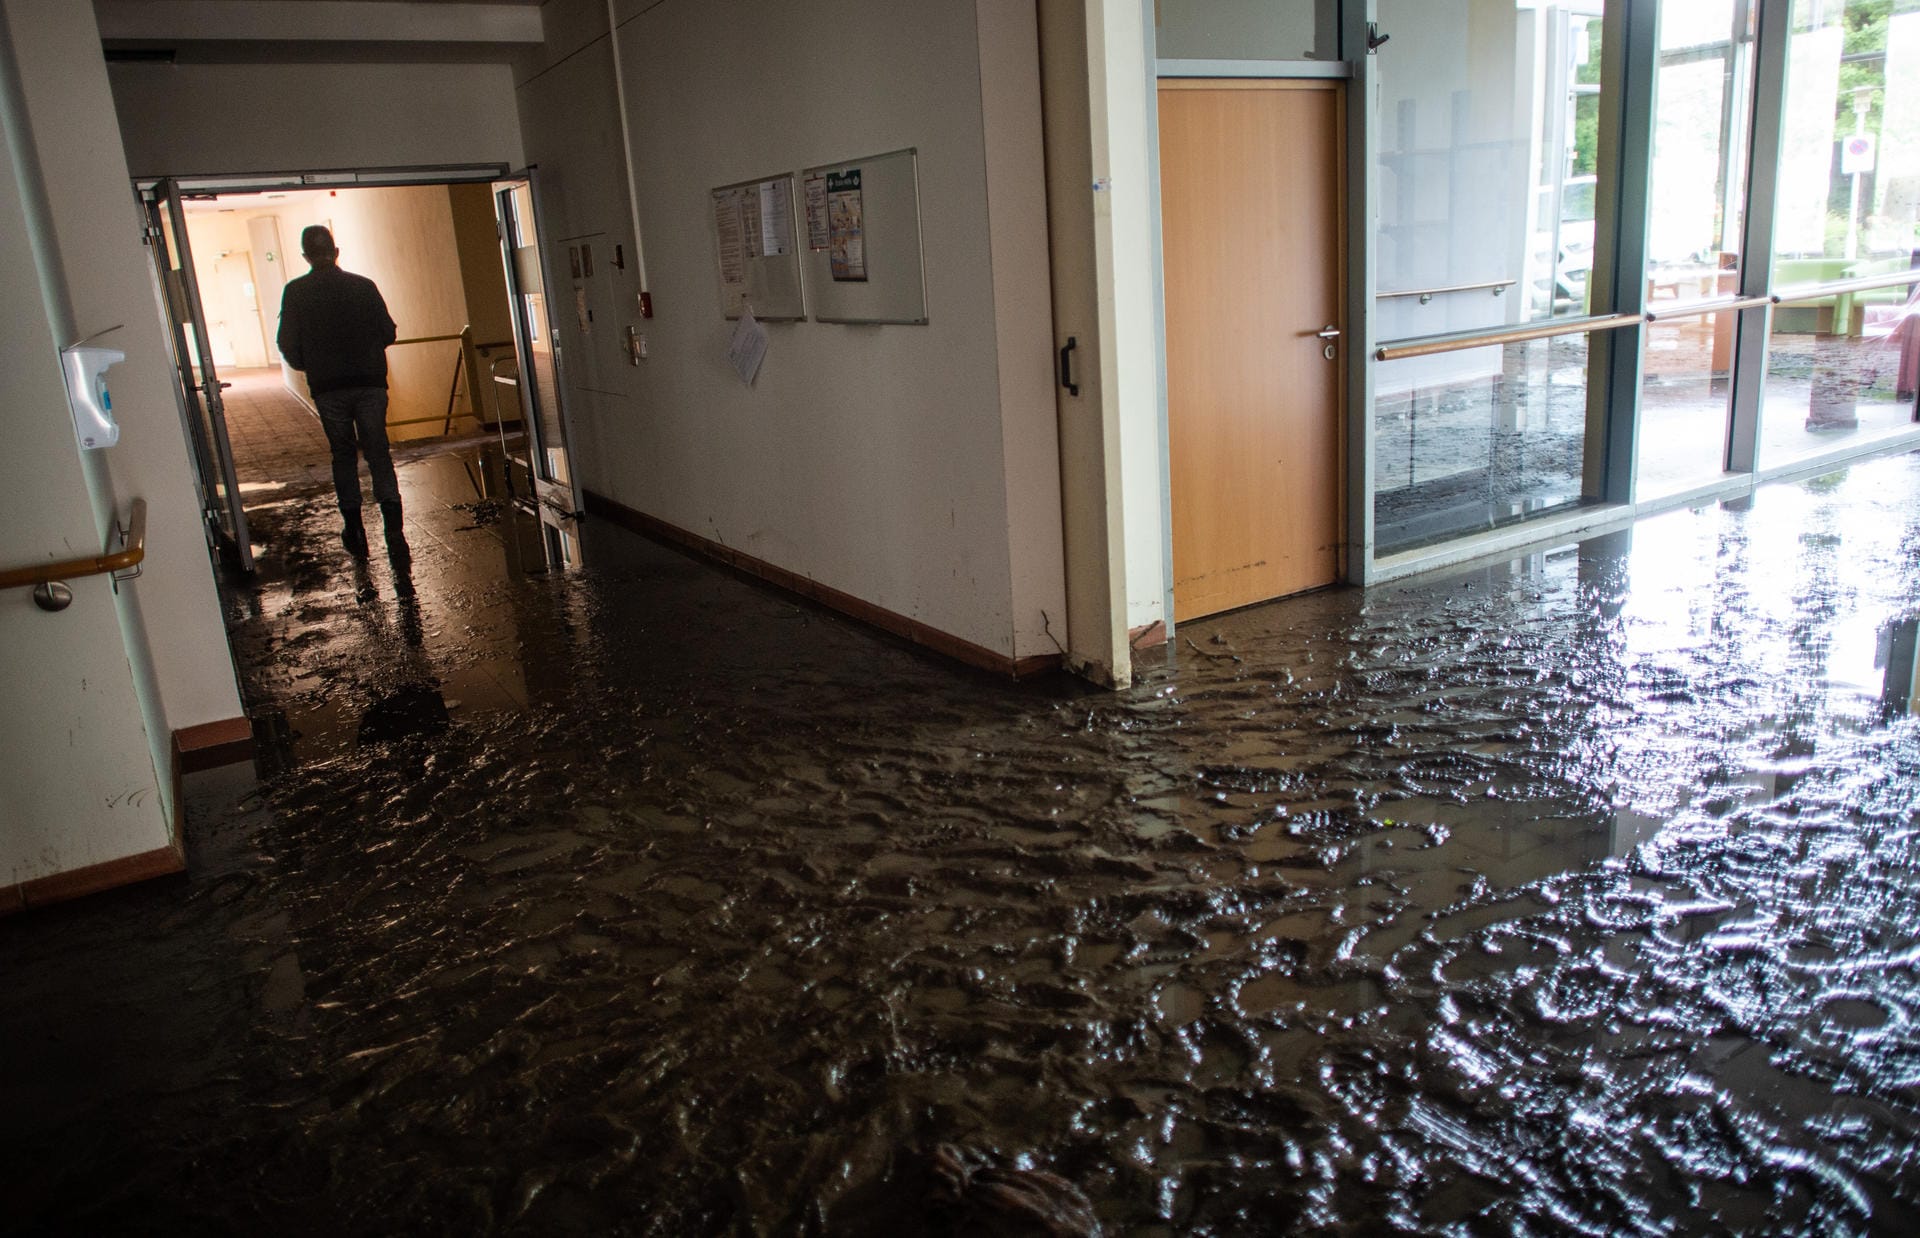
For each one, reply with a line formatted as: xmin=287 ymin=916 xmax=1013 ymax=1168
xmin=277 ymin=264 xmax=397 ymax=395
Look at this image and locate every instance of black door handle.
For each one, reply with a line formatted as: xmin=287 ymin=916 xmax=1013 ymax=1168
xmin=1059 ymin=336 xmax=1079 ymax=397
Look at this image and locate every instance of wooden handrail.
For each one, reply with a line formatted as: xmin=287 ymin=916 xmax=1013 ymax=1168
xmin=392 ymin=332 xmax=468 ymax=347
xmin=0 ymin=498 xmax=146 ymax=592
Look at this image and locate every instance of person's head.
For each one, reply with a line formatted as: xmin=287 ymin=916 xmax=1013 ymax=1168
xmin=300 ymin=225 xmax=339 ymax=267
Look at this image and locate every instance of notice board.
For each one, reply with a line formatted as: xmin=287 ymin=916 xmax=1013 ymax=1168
xmin=710 ymin=173 xmax=805 ymax=320
xmin=799 ymin=148 xmax=927 ymax=325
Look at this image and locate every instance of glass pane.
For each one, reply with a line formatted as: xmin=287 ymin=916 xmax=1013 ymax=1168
xmin=1639 ymin=317 xmax=1737 ymax=496
xmin=1639 ymin=3 xmax=1753 ymax=499
xmin=1375 ymin=335 xmax=1593 ymax=554
xmin=1761 ymin=289 xmax=1920 ymax=466
xmin=1155 ymin=0 xmax=1322 ymax=60
xmin=1647 ymin=2 xmax=1753 ymax=306
xmin=1774 ymin=0 xmax=1920 ymax=282
xmin=1377 ymin=0 xmax=1611 ymax=342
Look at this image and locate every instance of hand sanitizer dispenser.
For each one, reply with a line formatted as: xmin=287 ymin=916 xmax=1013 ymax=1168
xmin=62 ymin=344 xmax=124 ymax=450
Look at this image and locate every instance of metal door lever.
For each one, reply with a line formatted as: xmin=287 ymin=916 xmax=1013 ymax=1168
xmin=1315 ymin=325 xmax=1341 ymax=339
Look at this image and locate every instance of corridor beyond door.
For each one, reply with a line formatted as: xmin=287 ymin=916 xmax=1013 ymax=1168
xmin=1160 ymin=78 xmax=1346 ymax=621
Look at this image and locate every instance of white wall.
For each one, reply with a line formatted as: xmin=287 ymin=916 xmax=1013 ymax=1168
xmin=108 ymin=61 xmax=524 ymax=177
xmin=0 ymin=0 xmax=177 ymax=887
xmin=522 ymin=0 xmax=1066 ymax=661
xmin=9 ymin=1 xmax=243 ymax=744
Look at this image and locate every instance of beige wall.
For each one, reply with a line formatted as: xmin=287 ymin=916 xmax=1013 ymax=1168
xmin=178 ymin=209 xmax=272 ymax=369
xmin=448 ymin=182 xmax=515 ymax=422
xmin=196 ymin=186 xmax=476 ymax=440
xmin=186 ymin=185 xmax=520 ymax=440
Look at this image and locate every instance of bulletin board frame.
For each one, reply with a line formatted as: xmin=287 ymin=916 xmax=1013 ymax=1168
xmin=710 ymin=172 xmax=806 ymax=321
xmin=799 ymin=147 xmax=929 ymax=326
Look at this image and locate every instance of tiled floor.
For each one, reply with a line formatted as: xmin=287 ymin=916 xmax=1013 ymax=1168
xmin=219 ymin=366 xmax=500 ymax=503
xmin=218 ymin=367 xmax=334 ymax=492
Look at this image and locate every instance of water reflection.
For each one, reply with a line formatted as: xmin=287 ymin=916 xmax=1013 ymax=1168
xmin=5 ymin=452 xmax=1919 ymax=1233
xmin=1878 ymin=615 xmax=1918 ymax=717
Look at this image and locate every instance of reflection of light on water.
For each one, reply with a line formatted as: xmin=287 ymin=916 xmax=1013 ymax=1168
xmin=1824 ymin=611 xmax=1894 ymax=707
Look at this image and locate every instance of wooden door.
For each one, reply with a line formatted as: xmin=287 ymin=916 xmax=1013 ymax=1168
xmin=1160 ymin=79 xmax=1344 ymax=621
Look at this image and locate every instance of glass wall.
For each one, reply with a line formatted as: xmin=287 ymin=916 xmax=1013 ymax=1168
xmin=1638 ymin=2 xmax=1758 ymax=498
xmin=1373 ymin=0 xmax=1610 ymax=553
xmin=1764 ymin=0 xmax=1920 ymax=467
xmin=1375 ymin=336 xmax=1593 ymax=552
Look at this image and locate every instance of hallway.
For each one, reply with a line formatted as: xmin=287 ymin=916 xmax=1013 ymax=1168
xmin=4 ymin=448 xmax=1919 ymax=1234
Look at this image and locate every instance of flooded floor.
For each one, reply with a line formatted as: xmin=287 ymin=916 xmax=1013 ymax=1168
xmin=4 ymin=449 xmax=1919 ymax=1235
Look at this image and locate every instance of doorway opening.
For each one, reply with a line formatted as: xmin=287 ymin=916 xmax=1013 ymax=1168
xmin=137 ymin=169 xmax=588 ymax=762
xmin=138 ymin=170 xmax=583 ymax=577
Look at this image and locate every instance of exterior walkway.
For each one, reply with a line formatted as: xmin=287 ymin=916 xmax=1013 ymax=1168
xmin=3 ymin=447 xmax=1918 ymax=1234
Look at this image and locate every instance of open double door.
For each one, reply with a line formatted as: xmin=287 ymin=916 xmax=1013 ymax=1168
xmin=140 ymin=169 xmax=581 ymax=573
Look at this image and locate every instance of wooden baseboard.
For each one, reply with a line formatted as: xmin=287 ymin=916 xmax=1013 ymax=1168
xmin=173 ymin=716 xmax=254 ymax=774
xmin=584 ymin=490 xmax=1062 ymax=680
xmin=1 ymin=841 xmax=185 ymax=916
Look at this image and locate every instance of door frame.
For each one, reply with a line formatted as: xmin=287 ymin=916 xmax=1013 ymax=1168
xmin=494 ymin=169 xmax=583 ymax=522
xmin=1150 ymin=57 xmax=1355 ymax=626
xmin=132 ymin=163 xmax=516 ymax=578
xmin=142 ymin=178 xmax=253 ymax=571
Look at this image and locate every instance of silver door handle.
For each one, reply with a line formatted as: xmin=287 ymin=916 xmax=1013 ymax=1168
xmin=1315 ymin=325 xmax=1341 ymax=340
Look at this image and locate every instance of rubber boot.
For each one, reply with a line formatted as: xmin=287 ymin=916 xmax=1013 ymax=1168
xmin=381 ymin=500 xmax=410 ymax=565
xmin=340 ymin=507 xmax=370 ymax=559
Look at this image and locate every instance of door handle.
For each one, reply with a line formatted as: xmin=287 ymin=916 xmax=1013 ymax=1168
xmin=1315 ymin=325 xmax=1341 ymax=340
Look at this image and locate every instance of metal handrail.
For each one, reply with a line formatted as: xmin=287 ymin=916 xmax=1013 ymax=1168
xmin=382 ymin=328 xmax=520 ymax=433
xmin=1376 ymin=312 xmax=1645 ymax=362
xmin=0 ymin=498 xmax=146 ymax=592
xmin=1644 ymin=294 xmax=1775 ymax=323
xmin=1378 ymin=279 xmax=1516 ymax=304
xmin=1772 ymin=269 xmax=1920 ymax=304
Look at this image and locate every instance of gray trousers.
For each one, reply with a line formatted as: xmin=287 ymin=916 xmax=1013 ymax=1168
xmin=314 ymin=387 xmax=400 ymax=509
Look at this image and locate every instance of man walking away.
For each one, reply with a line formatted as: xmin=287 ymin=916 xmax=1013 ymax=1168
xmin=277 ymin=225 xmax=408 ymax=563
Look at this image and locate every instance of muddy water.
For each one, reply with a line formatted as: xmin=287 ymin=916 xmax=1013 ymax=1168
xmin=5 ymin=453 xmax=1920 ymax=1235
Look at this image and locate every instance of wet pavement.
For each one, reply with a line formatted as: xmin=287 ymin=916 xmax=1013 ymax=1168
xmin=4 ymin=447 xmax=1919 ymax=1236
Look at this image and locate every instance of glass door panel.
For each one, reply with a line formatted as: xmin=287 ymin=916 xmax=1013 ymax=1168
xmin=147 ymin=180 xmax=252 ymax=570
xmin=1763 ymin=0 xmax=1920 ymax=466
xmin=1638 ymin=1 xmax=1757 ymax=499
xmin=494 ymin=177 xmax=580 ymax=520
xmin=1373 ymin=0 xmax=1611 ymax=553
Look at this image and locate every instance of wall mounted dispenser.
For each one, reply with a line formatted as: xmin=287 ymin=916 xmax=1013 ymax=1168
xmin=61 ymin=342 xmax=125 ymax=450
